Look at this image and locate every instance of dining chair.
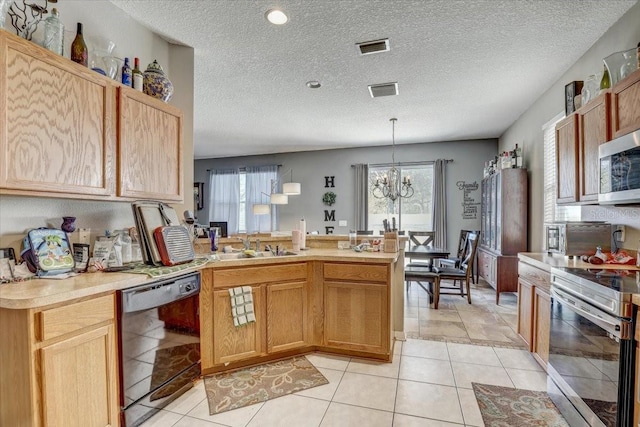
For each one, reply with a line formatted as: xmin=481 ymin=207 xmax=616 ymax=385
xmin=438 ymin=229 xmax=480 ymax=283
xmin=406 ymin=231 xmax=435 ymax=268
xmin=404 ymin=265 xmax=438 ymax=303
xmin=432 ymin=232 xmax=480 ymax=309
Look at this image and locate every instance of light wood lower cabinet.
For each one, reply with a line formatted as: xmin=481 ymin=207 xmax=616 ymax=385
xmin=267 ymin=281 xmax=308 ymax=353
xmin=40 ymin=324 xmax=117 ymax=427
xmin=200 ymin=259 xmax=395 ymax=373
xmin=0 ymin=293 xmax=118 ymax=427
xmin=323 ymin=281 xmax=388 ymax=354
xmin=202 ymin=263 xmax=311 ymax=372
xmin=322 ymin=262 xmax=391 ymax=356
xmin=517 ymin=260 xmax=551 ymax=370
xmin=533 ymin=286 xmax=550 ymax=367
xmin=212 ymin=286 xmax=265 ymax=365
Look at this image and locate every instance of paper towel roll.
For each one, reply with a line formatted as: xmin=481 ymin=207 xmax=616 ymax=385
xmin=299 ymin=219 xmax=306 ymax=249
xmin=291 ymin=230 xmax=301 ymax=251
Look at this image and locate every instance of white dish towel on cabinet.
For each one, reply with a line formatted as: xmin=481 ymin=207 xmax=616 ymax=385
xmin=229 ymin=286 xmax=256 ymax=326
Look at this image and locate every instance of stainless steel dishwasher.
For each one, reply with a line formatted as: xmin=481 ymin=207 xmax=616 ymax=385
xmin=117 ymin=271 xmax=201 ymax=427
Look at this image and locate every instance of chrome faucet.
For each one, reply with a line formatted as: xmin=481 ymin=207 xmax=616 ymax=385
xmin=239 ymin=236 xmax=251 ymax=250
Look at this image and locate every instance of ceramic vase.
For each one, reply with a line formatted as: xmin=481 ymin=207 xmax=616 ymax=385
xmin=143 ymin=59 xmax=174 ymax=102
xmin=61 ymin=216 xmax=76 ymax=233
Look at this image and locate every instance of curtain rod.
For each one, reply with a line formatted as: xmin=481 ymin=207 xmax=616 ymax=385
xmin=351 ymin=159 xmax=453 ymax=167
xmin=206 ymin=164 xmax=283 ymax=172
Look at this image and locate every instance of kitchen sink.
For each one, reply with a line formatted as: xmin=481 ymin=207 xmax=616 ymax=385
xmin=215 ymin=251 xmax=298 ymax=260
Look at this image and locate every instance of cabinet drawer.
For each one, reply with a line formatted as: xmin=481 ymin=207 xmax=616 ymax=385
xmin=518 ymin=262 xmax=550 ymax=292
xmin=38 ymin=294 xmax=115 ymax=341
xmin=214 ymin=263 xmax=307 ymax=288
xmin=323 ymin=263 xmax=388 ymax=283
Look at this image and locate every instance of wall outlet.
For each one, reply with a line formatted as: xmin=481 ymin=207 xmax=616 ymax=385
xmin=615 ymin=225 xmax=625 ymax=242
xmin=339 ymin=220 xmax=347 ymax=227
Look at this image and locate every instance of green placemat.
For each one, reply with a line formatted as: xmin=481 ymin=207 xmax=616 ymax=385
xmin=125 ymin=257 xmax=210 ymax=277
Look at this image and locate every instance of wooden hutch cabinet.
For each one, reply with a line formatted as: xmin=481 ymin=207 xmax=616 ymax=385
xmin=479 ymin=168 xmax=528 ymax=304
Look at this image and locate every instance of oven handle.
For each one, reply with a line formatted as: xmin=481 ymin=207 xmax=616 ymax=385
xmin=550 ymin=286 xmax=631 ymax=340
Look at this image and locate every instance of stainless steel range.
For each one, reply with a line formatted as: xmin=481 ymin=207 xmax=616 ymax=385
xmin=549 ymin=267 xmax=638 ymax=427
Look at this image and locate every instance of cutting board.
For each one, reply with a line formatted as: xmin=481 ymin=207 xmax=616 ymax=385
xmin=132 ymin=201 xmax=181 ymax=265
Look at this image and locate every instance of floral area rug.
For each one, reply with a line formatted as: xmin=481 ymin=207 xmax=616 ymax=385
xmin=203 ymin=356 xmax=328 ymax=415
xmin=472 ymin=383 xmax=570 ymax=427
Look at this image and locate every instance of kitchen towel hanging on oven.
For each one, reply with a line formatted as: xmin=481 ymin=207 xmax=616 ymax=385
xmin=132 ymin=201 xmax=195 ymax=266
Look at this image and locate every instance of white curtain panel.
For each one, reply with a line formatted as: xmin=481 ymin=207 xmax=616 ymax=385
xmin=209 ymin=168 xmax=240 ymax=235
xmin=245 ymin=165 xmax=278 ymax=233
xmin=353 ymin=163 xmax=369 ymax=231
xmin=431 ymin=159 xmax=447 ymax=248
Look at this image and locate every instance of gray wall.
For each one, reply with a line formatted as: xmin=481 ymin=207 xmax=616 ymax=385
xmin=195 ymin=139 xmax=497 ymax=252
xmin=499 ymin=2 xmax=640 ymax=252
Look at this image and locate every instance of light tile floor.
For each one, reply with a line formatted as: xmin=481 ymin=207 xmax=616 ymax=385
xmin=140 ymin=339 xmax=547 ymax=427
xmin=405 ymin=278 xmax=526 ymax=348
xmin=140 ymin=279 xmax=539 ymax=426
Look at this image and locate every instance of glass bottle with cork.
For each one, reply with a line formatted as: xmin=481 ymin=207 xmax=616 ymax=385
xmin=70 ymin=22 xmax=88 ymax=66
xmin=132 ymin=57 xmax=143 ymax=91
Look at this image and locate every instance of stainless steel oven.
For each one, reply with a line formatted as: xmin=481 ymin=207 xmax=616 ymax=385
xmin=117 ymin=271 xmax=201 ymax=427
xmin=549 ymin=267 xmax=637 ymax=427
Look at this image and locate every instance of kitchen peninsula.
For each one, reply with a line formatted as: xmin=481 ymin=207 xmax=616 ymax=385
xmin=0 ymin=246 xmax=404 ymax=427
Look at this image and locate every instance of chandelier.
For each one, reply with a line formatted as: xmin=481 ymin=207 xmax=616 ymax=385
xmin=372 ymin=118 xmax=414 ymax=201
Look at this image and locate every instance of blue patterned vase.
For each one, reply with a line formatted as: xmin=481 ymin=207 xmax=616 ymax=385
xmin=143 ymin=60 xmax=174 ymax=102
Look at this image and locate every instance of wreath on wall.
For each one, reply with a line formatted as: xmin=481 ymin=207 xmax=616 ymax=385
xmin=322 ymin=191 xmax=336 ymax=206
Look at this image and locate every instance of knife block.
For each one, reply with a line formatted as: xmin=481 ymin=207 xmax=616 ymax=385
xmin=383 ymin=232 xmax=399 ymax=253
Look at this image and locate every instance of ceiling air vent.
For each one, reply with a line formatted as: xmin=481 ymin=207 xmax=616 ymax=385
xmin=356 ymin=38 xmax=390 ymax=55
xmin=368 ymin=82 xmax=398 ymax=98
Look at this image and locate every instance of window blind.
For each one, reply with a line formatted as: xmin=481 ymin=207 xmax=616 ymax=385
xmin=542 ymin=112 xmax=580 ymax=228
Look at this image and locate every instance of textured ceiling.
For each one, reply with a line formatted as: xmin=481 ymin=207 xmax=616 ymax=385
xmin=110 ymin=0 xmax=637 ymax=159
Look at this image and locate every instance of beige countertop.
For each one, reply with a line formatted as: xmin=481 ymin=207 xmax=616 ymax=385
xmin=0 ymin=248 xmax=402 ymax=309
xmin=518 ymin=252 xmax=640 ymax=273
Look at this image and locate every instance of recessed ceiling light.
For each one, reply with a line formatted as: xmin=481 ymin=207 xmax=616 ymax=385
xmin=306 ymin=81 xmax=321 ymax=89
xmin=265 ymin=9 xmax=288 ymax=25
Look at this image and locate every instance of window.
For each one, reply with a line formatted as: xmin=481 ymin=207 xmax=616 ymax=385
xmin=368 ymin=163 xmax=434 ymax=232
xmin=209 ymin=166 xmax=277 ymax=235
xmin=542 ymin=112 xmax=580 ymax=227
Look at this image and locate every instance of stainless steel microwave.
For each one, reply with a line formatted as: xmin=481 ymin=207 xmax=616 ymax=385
xmin=544 ymin=222 xmax=611 ymax=256
xmin=599 ymin=129 xmax=640 ymax=204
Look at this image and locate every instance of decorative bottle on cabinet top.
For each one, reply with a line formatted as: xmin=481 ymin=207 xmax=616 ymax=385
xmin=70 ymin=22 xmax=88 ymax=66
xmin=599 ymin=64 xmax=610 ymax=91
xmin=121 ymin=57 xmax=132 ymax=86
xmin=43 ymin=8 xmax=64 ymax=55
xmin=132 ymin=57 xmax=143 ymax=91
xmin=143 ymin=60 xmax=174 ymax=102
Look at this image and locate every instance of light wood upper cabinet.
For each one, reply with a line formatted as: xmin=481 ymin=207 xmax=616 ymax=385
xmin=118 ymin=88 xmax=183 ymax=201
xmin=611 ymin=68 xmax=640 ymax=139
xmin=555 ymin=114 xmax=579 ymax=204
xmin=0 ymin=30 xmax=116 ymax=197
xmin=0 ymin=30 xmax=184 ymax=202
xmin=578 ymin=92 xmax=610 ymax=202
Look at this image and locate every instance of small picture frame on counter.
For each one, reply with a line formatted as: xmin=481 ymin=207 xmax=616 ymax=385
xmin=565 ymin=80 xmax=583 ymax=115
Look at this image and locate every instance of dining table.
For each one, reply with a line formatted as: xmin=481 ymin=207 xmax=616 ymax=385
xmin=404 ymin=243 xmax=450 ymax=271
